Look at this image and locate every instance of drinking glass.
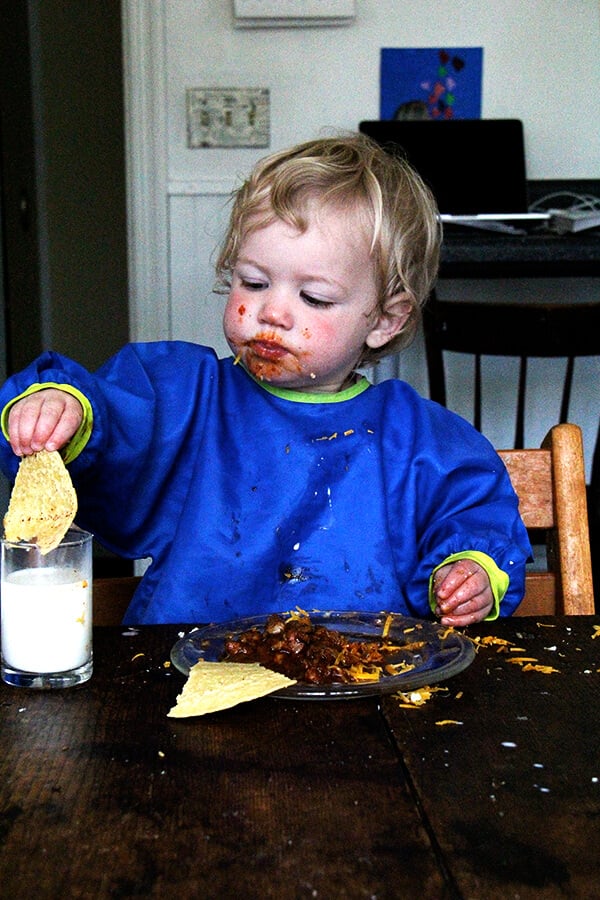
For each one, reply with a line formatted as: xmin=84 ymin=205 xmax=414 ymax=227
xmin=1 ymin=527 xmax=93 ymax=688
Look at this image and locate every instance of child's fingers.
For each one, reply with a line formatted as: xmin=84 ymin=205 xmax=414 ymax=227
xmin=439 ymin=603 xmax=492 ymax=626
xmin=8 ymin=391 xmax=82 ymax=456
xmin=437 ymin=584 xmax=493 ymax=625
xmin=434 ymin=561 xmax=493 ymax=625
xmin=6 ymin=400 xmax=42 ymax=455
xmin=434 ymin=562 xmax=480 ymax=604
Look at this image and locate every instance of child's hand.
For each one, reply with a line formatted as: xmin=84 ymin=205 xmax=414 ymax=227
xmin=7 ymin=389 xmax=83 ymax=457
xmin=432 ymin=559 xmax=493 ymax=627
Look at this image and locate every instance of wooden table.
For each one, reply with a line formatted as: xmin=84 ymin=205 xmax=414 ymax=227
xmin=0 ymin=617 xmax=598 ymax=899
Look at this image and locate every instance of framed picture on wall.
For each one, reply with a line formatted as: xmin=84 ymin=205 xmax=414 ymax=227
xmin=381 ymin=47 xmax=483 ymax=121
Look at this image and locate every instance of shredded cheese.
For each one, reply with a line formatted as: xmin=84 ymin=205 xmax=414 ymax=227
xmin=394 ymin=685 xmax=448 ymax=707
xmin=475 ymin=635 xmax=514 ymax=647
xmin=522 ymin=663 xmax=560 ymax=674
xmin=381 ymin=613 xmax=393 ymax=638
xmin=347 ymin=665 xmax=382 ymax=682
xmin=506 ymin=657 xmax=539 ymax=664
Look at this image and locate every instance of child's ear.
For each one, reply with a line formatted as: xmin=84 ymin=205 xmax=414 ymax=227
xmin=365 ymin=292 xmax=413 ymax=349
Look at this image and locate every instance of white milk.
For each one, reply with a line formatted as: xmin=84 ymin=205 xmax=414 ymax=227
xmin=1 ymin=566 xmax=92 ymax=673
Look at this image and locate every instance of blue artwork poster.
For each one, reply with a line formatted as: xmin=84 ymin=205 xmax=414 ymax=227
xmin=380 ymin=47 xmax=483 ymax=120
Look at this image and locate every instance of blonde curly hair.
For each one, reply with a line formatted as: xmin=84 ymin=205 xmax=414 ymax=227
xmin=215 ymin=132 xmax=441 ymax=365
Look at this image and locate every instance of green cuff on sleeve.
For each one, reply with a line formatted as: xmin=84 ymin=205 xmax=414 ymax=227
xmin=428 ymin=550 xmax=510 ymax=621
xmin=1 ymin=383 xmax=93 ymax=465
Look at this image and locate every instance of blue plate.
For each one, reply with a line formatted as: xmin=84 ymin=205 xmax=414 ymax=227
xmin=170 ymin=611 xmax=476 ymax=700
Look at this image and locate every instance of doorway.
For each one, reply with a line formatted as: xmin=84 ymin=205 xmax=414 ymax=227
xmin=0 ymin=1 xmax=131 ymax=575
xmin=0 ymin=0 xmax=129 ymax=375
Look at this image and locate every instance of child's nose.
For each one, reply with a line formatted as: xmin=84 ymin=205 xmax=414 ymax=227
xmin=257 ymin=292 xmax=293 ymax=329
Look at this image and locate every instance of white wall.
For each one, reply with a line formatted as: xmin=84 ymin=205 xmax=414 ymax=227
xmin=166 ymin=0 xmax=600 ymax=184
xmin=124 ymin=0 xmax=600 ymax=470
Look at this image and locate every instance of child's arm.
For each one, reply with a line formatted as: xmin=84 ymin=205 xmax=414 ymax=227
xmin=432 ymin=559 xmax=493 ymax=626
xmin=5 ymin=388 xmax=83 ymax=457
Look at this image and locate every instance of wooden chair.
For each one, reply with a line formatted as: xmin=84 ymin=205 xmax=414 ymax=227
xmin=423 ymin=293 xmax=600 ymax=448
xmin=498 ymin=423 xmax=594 ymax=615
xmin=92 ymin=425 xmax=594 ymax=622
xmin=93 ymin=575 xmax=141 ymax=625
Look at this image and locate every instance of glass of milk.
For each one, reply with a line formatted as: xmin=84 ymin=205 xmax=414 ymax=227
xmin=1 ymin=527 xmax=93 ymax=688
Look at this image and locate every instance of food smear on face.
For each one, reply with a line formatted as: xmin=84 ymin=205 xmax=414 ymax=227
xmin=243 ymin=332 xmax=304 ymax=381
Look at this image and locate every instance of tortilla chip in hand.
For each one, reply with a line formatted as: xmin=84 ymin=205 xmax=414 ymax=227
xmin=4 ymin=450 xmax=77 ymax=554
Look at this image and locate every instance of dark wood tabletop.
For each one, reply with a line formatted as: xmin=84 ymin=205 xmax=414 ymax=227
xmin=1 ymin=616 xmax=599 ymax=899
xmin=383 ymin=616 xmax=600 ymax=899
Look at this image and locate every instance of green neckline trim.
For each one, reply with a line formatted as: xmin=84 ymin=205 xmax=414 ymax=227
xmin=241 ymin=367 xmax=370 ymax=404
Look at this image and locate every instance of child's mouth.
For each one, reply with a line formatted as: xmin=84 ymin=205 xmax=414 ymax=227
xmin=249 ymin=339 xmax=288 ymax=361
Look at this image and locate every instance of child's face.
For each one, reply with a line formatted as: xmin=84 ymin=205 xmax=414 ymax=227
xmin=223 ymin=204 xmax=404 ymax=393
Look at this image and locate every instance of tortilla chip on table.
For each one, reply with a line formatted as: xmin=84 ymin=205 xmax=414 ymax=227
xmin=168 ymin=659 xmax=296 ymax=717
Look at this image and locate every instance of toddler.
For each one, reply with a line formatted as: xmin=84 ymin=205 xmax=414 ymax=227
xmin=0 ymin=133 xmax=530 ymax=625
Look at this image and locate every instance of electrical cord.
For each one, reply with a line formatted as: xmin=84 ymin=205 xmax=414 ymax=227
xmin=529 ymin=191 xmax=600 ymax=214
xmin=529 ymin=192 xmax=600 ymax=234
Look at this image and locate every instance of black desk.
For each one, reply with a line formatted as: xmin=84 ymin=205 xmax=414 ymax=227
xmin=439 ymin=179 xmax=600 ymax=279
xmin=441 ymin=229 xmax=600 ymax=279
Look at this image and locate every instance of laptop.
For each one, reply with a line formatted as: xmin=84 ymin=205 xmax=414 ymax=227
xmin=359 ymin=119 xmax=549 ymax=232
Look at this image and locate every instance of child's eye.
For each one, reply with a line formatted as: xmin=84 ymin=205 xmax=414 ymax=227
xmin=241 ymin=278 xmax=266 ymax=291
xmin=301 ymin=291 xmax=332 ymax=309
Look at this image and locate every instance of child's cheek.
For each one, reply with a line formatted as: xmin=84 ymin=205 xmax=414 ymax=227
xmin=307 ymin=319 xmax=337 ymax=350
xmin=224 ymin=291 xmax=249 ymax=339
xmin=229 ymin=286 xmax=247 ymax=318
